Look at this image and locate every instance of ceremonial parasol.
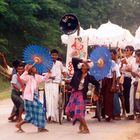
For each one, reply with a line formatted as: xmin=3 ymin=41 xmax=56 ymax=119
xmin=92 ymin=21 xmax=125 ymax=47
xmin=89 ymin=46 xmax=112 ymax=80
xmin=23 ymin=44 xmax=53 ymax=74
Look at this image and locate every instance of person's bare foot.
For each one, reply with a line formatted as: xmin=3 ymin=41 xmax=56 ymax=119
xmin=78 ymin=129 xmax=90 ymax=134
xmin=8 ymin=114 xmax=18 ymax=122
xmin=79 ymin=124 xmax=84 ymax=132
xmin=121 ymin=113 xmax=126 ymax=118
xmin=47 ymin=116 xmax=51 ymax=122
xmin=16 ymin=129 xmax=24 ymax=133
xmin=15 ymin=124 xmax=24 ymax=133
xmin=15 ymin=123 xmax=21 ymax=129
xmin=136 ymin=118 xmax=140 ymax=123
xmin=38 ymin=128 xmax=49 ymax=132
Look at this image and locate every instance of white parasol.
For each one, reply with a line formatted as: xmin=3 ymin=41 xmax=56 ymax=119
xmin=133 ymin=26 xmax=140 ymax=50
xmin=84 ymin=27 xmax=97 ymax=46
xmin=92 ymin=21 xmax=125 ymax=47
xmin=118 ymin=29 xmax=134 ymax=49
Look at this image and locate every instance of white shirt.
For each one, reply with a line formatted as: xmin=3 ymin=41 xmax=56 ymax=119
xmin=78 ymin=79 xmax=85 ymax=90
xmin=50 ymin=60 xmax=64 ymax=84
xmin=121 ymin=56 xmax=135 ymax=78
xmin=115 ymin=63 xmax=121 ymax=78
xmin=106 ymin=60 xmax=116 ymax=78
xmin=11 ymin=74 xmax=21 ymax=90
xmin=131 ymin=62 xmax=139 ymax=82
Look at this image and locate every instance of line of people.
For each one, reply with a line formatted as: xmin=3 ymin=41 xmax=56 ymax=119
xmin=95 ymin=46 xmax=140 ymax=122
xmin=1 ymin=46 xmax=140 ymax=134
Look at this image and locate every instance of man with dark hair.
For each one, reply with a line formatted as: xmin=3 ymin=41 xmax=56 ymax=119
xmin=101 ymin=50 xmax=116 ymax=122
xmin=110 ymin=49 xmax=125 ymax=119
xmin=10 ymin=64 xmax=25 ymax=122
xmin=51 ymin=49 xmax=59 ymax=54
xmin=135 ymin=49 xmax=140 ymax=57
xmin=8 ymin=60 xmax=25 ymax=121
xmin=45 ymin=49 xmax=66 ymax=122
xmin=121 ymin=45 xmax=136 ymax=120
xmin=125 ymin=49 xmax=140 ymax=122
xmin=12 ymin=60 xmax=21 ymax=75
xmin=0 ymin=53 xmax=24 ymax=121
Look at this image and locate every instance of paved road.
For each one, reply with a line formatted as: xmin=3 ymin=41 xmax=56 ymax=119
xmin=0 ymin=99 xmax=140 ymax=140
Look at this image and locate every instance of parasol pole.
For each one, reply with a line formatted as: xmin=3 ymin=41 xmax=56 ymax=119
xmin=32 ymin=61 xmax=37 ymax=66
xmin=31 ymin=56 xmax=42 ymax=67
xmin=77 ymin=22 xmax=80 ymax=36
xmin=119 ymin=48 xmax=123 ymax=59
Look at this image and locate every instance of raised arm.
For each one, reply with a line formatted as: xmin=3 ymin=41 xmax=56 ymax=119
xmin=36 ymin=72 xmax=51 ymax=83
xmin=72 ymin=57 xmax=83 ymax=71
xmin=20 ymin=64 xmax=31 ymax=82
xmin=0 ymin=52 xmax=8 ymax=69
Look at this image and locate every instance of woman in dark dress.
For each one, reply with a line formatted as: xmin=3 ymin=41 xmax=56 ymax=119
xmin=65 ymin=58 xmax=100 ymax=134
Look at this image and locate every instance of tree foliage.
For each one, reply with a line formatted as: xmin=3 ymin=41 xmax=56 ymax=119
xmin=0 ymin=0 xmax=140 ymax=63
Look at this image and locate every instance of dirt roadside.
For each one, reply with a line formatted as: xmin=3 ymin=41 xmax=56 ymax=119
xmin=0 ymin=99 xmax=140 ymax=140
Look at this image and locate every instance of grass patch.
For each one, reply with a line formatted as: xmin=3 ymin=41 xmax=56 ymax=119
xmin=0 ymin=76 xmax=10 ymax=100
xmin=0 ymin=89 xmax=10 ymax=100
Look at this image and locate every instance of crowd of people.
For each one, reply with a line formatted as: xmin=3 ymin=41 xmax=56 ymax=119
xmin=0 ymin=45 xmax=140 ymax=134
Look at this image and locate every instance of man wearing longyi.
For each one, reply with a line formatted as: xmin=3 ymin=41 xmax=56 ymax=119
xmin=45 ymin=49 xmax=66 ymax=122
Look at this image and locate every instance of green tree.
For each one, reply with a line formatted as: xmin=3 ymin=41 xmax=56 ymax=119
xmin=0 ymin=0 xmax=140 ymax=63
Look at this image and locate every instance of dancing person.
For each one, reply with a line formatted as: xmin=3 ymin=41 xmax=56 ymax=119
xmin=16 ymin=64 xmax=51 ymax=132
xmin=0 ymin=53 xmax=24 ymax=121
xmin=65 ymin=57 xmax=100 ymax=134
xmin=10 ymin=64 xmax=25 ymax=122
xmin=8 ymin=60 xmax=24 ymax=121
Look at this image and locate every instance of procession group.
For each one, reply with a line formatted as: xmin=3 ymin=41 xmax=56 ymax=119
xmin=1 ymin=45 xmax=140 ymax=134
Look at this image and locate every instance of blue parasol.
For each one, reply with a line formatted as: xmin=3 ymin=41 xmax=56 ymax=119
xmin=23 ymin=44 xmax=53 ymax=74
xmin=89 ymin=46 xmax=112 ymax=80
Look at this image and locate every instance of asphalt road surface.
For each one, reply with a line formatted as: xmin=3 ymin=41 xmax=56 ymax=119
xmin=0 ymin=99 xmax=140 ymax=140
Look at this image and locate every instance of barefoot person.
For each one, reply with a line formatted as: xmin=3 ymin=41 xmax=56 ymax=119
xmin=11 ymin=64 xmax=25 ymax=122
xmin=0 ymin=52 xmax=17 ymax=121
xmin=65 ymin=58 xmax=100 ymax=134
xmin=16 ymin=64 xmax=51 ymax=132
